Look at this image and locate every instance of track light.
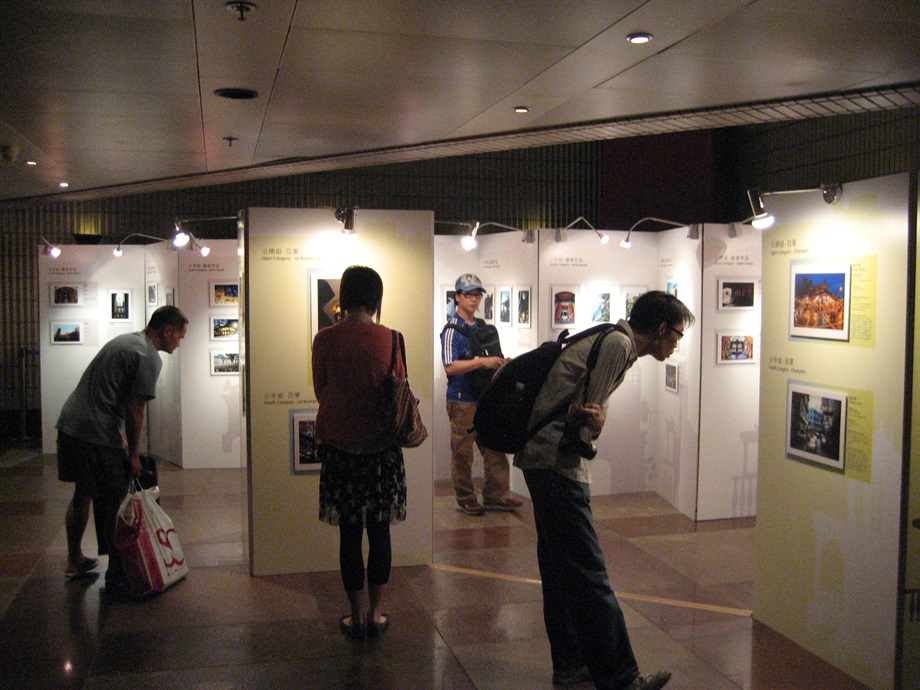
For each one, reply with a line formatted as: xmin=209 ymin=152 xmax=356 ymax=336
xmin=821 ymin=183 xmax=842 ymax=204
xmin=522 ymin=230 xmax=536 ymax=244
xmin=113 ymin=233 xmax=166 ymax=257
xmin=41 ymin=236 xmax=61 ymax=258
xmin=558 ymin=216 xmax=607 ymax=244
xmin=461 ymin=221 xmax=480 ymax=251
xmin=746 ymin=188 xmax=775 ymax=229
xmin=728 ymin=223 xmax=739 ymax=239
xmin=173 ymin=230 xmax=190 ymax=247
xmin=334 ymin=207 xmax=357 ymax=233
xmin=687 ymin=224 xmax=700 ymax=240
xmin=619 ymin=217 xmax=690 ymax=249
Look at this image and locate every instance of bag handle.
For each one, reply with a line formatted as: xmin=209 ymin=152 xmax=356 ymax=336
xmin=389 ymin=330 xmax=410 ymax=379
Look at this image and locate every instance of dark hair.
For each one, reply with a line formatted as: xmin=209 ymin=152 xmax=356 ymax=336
xmin=339 ymin=265 xmax=384 ymax=321
xmin=628 ymin=290 xmax=695 ymax=334
xmin=147 ymin=305 xmax=188 ymax=333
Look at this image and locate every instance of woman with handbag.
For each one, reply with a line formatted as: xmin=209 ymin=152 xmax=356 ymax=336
xmin=312 ymin=265 xmax=408 ymax=639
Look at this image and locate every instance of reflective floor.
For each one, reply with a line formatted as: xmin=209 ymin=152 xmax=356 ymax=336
xmin=0 ymin=441 xmax=868 ymax=689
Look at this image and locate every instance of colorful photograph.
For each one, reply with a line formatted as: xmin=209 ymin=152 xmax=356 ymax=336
xmin=551 ymin=286 xmax=577 ymax=330
xmin=717 ymin=333 xmax=756 ymax=364
xmin=290 ymin=409 xmax=320 ymax=473
xmin=311 ymin=273 xmax=342 ymax=338
xmin=591 ymin=291 xmax=611 ymax=324
xmin=51 ymin=322 xmax=83 ymax=344
xmin=498 ymin=286 xmax=512 ymax=326
xmin=109 ymin=289 xmax=131 ymax=321
xmin=210 ymin=316 xmax=240 ymax=340
xmin=718 ymin=279 xmax=756 ymax=310
xmin=517 ymin=286 xmax=531 ymax=328
xmin=790 ymin=262 xmax=850 ymax=341
xmin=210 ymin=351 xmax=240 ymax=375
xmin=210 ymin=281 xmax=239 ymax=306
xmin=51 ymin=284 xmax=82 ymax=306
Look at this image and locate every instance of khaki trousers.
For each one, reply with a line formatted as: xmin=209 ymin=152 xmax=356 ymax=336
xmin=447 ymin=400 xmax=510 ymax=504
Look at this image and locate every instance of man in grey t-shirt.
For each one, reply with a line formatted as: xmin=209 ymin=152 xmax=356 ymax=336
xmin=57 ymin=305 xmax=187 ymax=592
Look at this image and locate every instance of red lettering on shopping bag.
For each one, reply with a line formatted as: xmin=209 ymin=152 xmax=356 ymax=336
xmin=156 ymin=528 xmax=185 ymax=568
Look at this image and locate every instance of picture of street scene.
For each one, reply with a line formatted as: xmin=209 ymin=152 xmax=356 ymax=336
xmin=788 ymin=385 xmax=846 ymax=469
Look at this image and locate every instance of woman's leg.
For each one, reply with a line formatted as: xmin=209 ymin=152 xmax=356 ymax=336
xmin=339 ymin=521 xmax=366 ymax=625
xmin=365 ymin=519 xmax=391 ymax=623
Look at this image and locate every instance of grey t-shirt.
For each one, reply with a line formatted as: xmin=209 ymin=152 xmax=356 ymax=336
xmin=513 ymin=319 xmax=637 ymax=483
xmin=56 ymin=331 xmax=162 ymax=449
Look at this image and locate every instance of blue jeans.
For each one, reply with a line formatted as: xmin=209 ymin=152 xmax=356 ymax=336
xmin=523 ymin=468 xmax=638 ymax=690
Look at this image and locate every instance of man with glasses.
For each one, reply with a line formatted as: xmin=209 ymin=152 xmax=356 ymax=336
xmin=442 ymin=273 xmax=523 ymax=515
xmin=514 ymin=290 xmax=693 ymax=690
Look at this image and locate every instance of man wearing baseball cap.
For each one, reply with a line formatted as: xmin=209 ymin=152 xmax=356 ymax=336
xmin=441 ymin=274 xmax=523 ymax=515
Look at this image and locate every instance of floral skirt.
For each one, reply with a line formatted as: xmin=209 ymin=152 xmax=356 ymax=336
xmin=318 ymin=444 xmax=407 ymax=526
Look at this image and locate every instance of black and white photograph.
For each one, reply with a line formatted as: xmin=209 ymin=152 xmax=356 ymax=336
xmin=786 ymin=383 xmax=847 ymax=470
xmin=665 ymin=363 xmax=679 ymax=392
xmin=109 ymin=289 xmax=132 ymax=321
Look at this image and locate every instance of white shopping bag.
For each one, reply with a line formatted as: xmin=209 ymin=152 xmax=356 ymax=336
xmin=115 ymin=485 xmax=188 ymax=596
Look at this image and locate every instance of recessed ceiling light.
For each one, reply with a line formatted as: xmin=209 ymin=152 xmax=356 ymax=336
xmin=27 ymin=160 xmax=37 ymax=166
xmin=626 ymin=32 xmax=652 ymax=44
xmin=514 ymin=105 xmax=529 ymax=114
xmin=59 ymin=181 xmax=69 ymax=188
xmin=214 ymin=87 xmax=259 ymax=100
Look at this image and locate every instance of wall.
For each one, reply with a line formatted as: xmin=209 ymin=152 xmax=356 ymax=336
xmin=178 ymin=239 xmax=241 ymax=469
xmin=39 ymin=244 xmax=156 ymax=452
xmin=653 ymin=227 xmax=703 ymax=517
xmin=697 ymin=223 xmax=762 ymax=519
xmin=244 ymin=208 xmax=434 ymax=576
xmin=754 ymin=173 xmax=910 ymax=689
xmin=432 ymin=232 xmax=539 ymax=485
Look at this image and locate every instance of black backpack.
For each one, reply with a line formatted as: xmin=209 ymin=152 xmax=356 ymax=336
xmin=441 ymin=318 xmax=504 ymax=397
xmin=472 ymin=323 xmax=624 ymax=453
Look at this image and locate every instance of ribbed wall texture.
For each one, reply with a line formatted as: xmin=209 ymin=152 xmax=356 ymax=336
xmin=1 ymin=108 xmax=919 ymax=426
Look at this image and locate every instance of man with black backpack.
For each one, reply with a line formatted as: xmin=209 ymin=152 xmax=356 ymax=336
xmin=441 ymin=273 xmax=523 ymax=516
xmin=514 ymin=291 xmax=693 ymax=690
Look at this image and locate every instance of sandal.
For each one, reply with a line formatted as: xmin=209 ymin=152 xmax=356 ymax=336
xmin=64 ymin=557 xmax=99 ymax=579
xmin=366 ymin=614 xmax=389 ymax=638
xmin=339 ymin=614 xmax=366 ymax=640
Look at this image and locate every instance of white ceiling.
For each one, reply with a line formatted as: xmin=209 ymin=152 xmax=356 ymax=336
xmin=1 ymin=0 xmax=919 ymax=204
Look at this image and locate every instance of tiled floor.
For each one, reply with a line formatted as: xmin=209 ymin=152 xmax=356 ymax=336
xmin=0 ymin=440 xmax=869 ymax=689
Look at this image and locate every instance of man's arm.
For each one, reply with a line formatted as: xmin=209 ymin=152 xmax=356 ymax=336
xmin=124 ymin=395 xmax=151 ymax=479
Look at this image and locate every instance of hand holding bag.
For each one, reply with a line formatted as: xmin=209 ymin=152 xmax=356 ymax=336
xmin=377 ymin=330 xmax=428 ymax=448
xmin=115 ymin=482 xmax=188 ymax=596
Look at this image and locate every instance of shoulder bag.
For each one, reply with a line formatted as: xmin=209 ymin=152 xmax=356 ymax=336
xmin=377 ymin=330 xmax=428 ymax=448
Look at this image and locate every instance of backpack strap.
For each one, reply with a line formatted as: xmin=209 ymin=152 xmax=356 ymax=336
xmin=523 ymin=323 xmax=625 ymax=444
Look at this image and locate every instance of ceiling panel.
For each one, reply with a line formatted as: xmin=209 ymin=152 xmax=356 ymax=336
xmin=0 ymin=0 xmax=918 ymax=204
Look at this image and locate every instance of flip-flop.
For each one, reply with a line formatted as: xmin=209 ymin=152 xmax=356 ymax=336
xmin=64 ymin=557 xmax=99 ymax=579
xmin=339 ymin=614 xmax=366 ymax=640
xmin=366 ymin=614 xmax=389 ymax=638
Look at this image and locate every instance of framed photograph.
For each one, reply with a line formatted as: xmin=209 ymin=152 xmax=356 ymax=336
xmin=590 ymin=290 xmax=612 ymax=324
xmin=210 ymin=350 xmax=240 ymax=376
xmin=623 ymin=285 xmax=647 ymax=320
xmin=786 ymin=383 xmax=847 ymax=470
xmin=551 ymin=285 xmax=578 ymax=330
xmin=516 ymin=286 xmax=532 ymax=328
xmin=717 ymin=333 xmax=756 ymax=364
xmin=310 ymin=272 xmax=342 ymax=339
xmin=790 ymin=262 xmax=850 ymax=341
xmin=50 ymin=284 xmax=83 ymax=306
xmin=664 ymin=363 xmax=679 ymax=392
xmin=666 ymin=281 xmax=678 ymax=298
xmin=51 ymin=322 xmax=83 ymax=344
xmin=498 ymin=285 xmax=513 ymax=327
xmin=210 ymin=281 xmax=239 ymax=306
xmin=146 ymin=283 xmax=159 ymax=307
xmin=210 ymin=315 xmax=240 ymax=340
xmin=290 ymin=408 xmax=320 ymax=473
xmin=481 ymin=285 xmax=495 ymax=323
xmin=108 ymin=289 xmax=132 ymax=321
xmin=442 ymin=286 xmax=456 ymax=323
xmin=718 ymin=279 xmax=756 ymax=310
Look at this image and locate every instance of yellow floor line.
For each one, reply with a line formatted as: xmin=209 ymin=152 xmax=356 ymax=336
xmin=430 ymin=563 xmax=752 ymax=617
